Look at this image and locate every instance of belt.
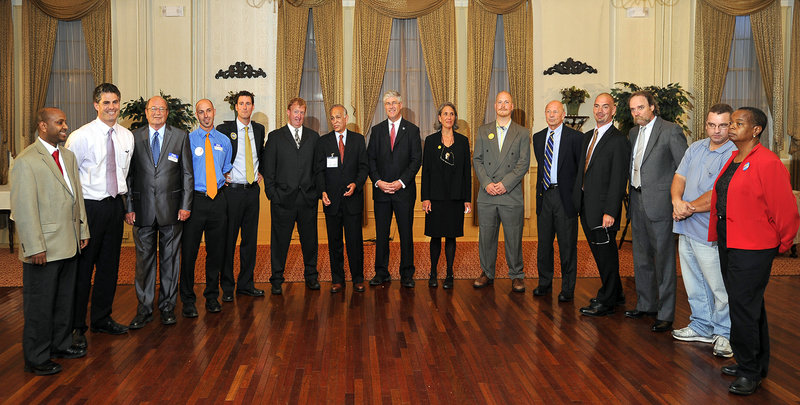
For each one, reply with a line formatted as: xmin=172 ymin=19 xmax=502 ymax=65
xmin=631 ymin=186 xmax=642 ymax=192
xmin=227 ymin=182 xmax=257 ymax=189
xmin=194 ymin=187 xmax=223 ymax=198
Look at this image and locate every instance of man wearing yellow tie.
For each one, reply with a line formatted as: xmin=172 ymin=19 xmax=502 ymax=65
xmin=180 ymin=99 xmax=232 ymax=317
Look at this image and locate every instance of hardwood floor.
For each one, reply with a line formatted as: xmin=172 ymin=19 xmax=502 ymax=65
xmin=1 ymin=277 xmax=799 ymax=404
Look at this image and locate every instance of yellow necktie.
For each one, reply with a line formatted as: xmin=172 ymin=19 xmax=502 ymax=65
xmin=205 ymin=133 xmax=217 ymax=199
xmin=244 ymin=126 xmax=254 ymax=184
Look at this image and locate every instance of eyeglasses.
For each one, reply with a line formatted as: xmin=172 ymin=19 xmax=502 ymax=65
xmin=148 ymin=107 xmax=167 ymax=112
xmin=589 ymin=226 xmax=611 ymax=245
xmin=706 ymin=122 xmax=730 ymax=130
xmin=384 ymin=101 xmax=400 ymax=106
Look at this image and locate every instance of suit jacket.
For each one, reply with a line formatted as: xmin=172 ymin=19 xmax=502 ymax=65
xmin=125 ymin=124 xmax=194 ymax=227
xmin=420 ymin=131 xmax=471 ymax=202
xmin=473 ymin=120 xmax=531 ymax=206
xmin=533 ymin=124 xmax=584 ymax=217
xmin=262 ymin=125 xmax=319 ymax=207
xmin=314 ymin=130 xmax=369 ymax=215
xmin=367 ymin=118 xmax=422 ymax=202
xmin=629 ymin=116 xmax=688 ymax=221
xmin=216 ymin=119 xmax=265 ymax=167
xmin=573 ymin=125 xmax=631 ymax=231
xmin=11 ymin=140 xmax=89 ymax=262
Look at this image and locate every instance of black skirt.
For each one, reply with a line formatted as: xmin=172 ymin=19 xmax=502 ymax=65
xmin=424 ymin=199 xmax=465 ymax=238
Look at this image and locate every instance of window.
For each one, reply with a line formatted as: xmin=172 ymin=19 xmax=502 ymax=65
xmin=484 ymin=14 xmax=510 ymax=124
xmin=44 ymin=20 xmax=95 ymax=132
xmin=299 ymin=9 xmax=327 ymax=133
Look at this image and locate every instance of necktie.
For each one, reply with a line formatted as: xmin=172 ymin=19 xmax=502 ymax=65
xmin=632 ymin=126 xmax=646 ymax=187
xmin=390 ymin=123 xmax=396 ymax=151
xmin=244 ymin=126 xmax=255 ymax=184
xmin=584 ymin=128 xmax=598 ymax=175
xmin=338 ymin=133 xmax=345 ymax=163
xmin=205 ymin=133 xmax=217 ymax=199
xmin=52 ymin=149 xmax=63 ymax=175
xmin=294 ymin=128 xmax=301 ymax=148
xmin=106 ymin=128 xmax=118 ymax=197
xmin=543 ymin=130 xmax=554 ymax=190
xmin=152 ymin=131 xmax=160 ymax=166
xmin=498 ymin=125 xmax=506 ymax=151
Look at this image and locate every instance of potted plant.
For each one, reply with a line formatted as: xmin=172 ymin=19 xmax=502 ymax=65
xmin=560 ymin=86 xmax=590 ymax=115
xmin=610 ymin=82 xmax=694 ymax=137
xmin=119 ymin=91 xmax=198 ymax=132
xmin=223 ymin=90 xmax=238 ymax=111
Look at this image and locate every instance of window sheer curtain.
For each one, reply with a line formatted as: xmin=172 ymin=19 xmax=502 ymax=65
xmin=299 ymin=10 xmax=327 ymax=134
xmin=44 ymin=20 xmax=95 ymax=134
xmin=484 ymin=14 xmax=509 ymax=125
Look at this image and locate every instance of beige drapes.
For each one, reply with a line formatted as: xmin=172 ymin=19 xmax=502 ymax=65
xmin=0 ymin=0 xmax=12 ymax=184
xmin=693 ymin=0 xmax=784 ymax=150
xmin=418 ymin=1 xmax=457 ymax=111
xmin=789 ymin=0 xmax=800 ymax=188
xmin=276 ymin=0 xmax=343 ymax=128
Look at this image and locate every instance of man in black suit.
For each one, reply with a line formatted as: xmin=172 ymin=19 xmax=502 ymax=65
xmin=532 ymin=100 xmax=584 ymax=302
xmin=315 ymin=104 xmax=369 ymax=293
xmin=125 ymin=96 xmax=193 ymax=328
xmin=216 ymin=90 xmax=265 ymax=301
xmin=574 ymin=93 xmax=631 ymax=317
xmin=262 ymin=97 xmax=320 ymax=295
xmin=367 ymin=90 xmax=422 ymax=288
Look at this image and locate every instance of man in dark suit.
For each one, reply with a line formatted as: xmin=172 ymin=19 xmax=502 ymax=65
xmin=315 ymin=104 xmax=369 ymax=293
xmin=626 ymin=91 xmax=688 ymax=333
xmin=472 ymin=91 xmax=531 ymax=293
xmin=367 ymin=90 xmax=422 ymax=288
xmin=532 ymin=100 xmax=583 ymax=302
xmin=216 ymin=90 xmax=265 ymax=300
xmin=12 ymin=108 xmax=90 ymax=375
xmin=575 ymin=93 xmax=631 ymax=317
xmin=125 ymin=96 xmax=193 ymax=328
xmin=262 ymin=97 xmax=320 ymax=295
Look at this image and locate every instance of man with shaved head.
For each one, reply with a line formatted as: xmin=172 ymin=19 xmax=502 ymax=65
xmin=531 ymin=100 xmax=584 ymax=301
xmin=179 ymin=99 xmax=232 ymax=317
xmin=12 ymin=108 xmax=90 ymax=375
xmin=125 ymin=95 xmax=193 ymax=328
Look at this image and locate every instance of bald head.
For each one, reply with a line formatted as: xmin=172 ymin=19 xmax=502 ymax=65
xmin=37 ymin=107 xmax=68 ymax=146
xmin=495 ymin=91 xmax=514 ymax=122
xmin=195 ymin=99 xmax=216 ymax=131
xmin=544 ymin=100 xmax=566 ymax=130
xmin=592 ymin=93 xmax=616 ymax=127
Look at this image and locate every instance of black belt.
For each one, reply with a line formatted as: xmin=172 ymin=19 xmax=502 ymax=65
xmin=194 ymin=187 xmax=223 ymax=198
xmin=545 ymin=183 xmax=559 ymax=189
xmin=227 ymin=182 xmax=257 ymax=189
xmin=631 ymin=186 xmax=642 ymax=192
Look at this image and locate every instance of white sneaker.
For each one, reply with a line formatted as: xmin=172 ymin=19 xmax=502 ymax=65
xmin=713 ymin=335 xmax=734 ymax=357
xmin=671 ymin=326 xmax=715 ymax=343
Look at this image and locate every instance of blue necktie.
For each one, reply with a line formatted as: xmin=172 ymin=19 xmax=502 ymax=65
xmin=152 ymin=131 xmax=160 ymax=166
xmin=543 ymin=130 xmax=554 ymax=190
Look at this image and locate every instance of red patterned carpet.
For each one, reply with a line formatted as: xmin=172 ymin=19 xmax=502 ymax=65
xmin=1 ymin=241 xmax=798 ymax=287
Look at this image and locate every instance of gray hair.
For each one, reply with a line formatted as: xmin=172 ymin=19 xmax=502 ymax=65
xmin=382 ymin=90 xmax=402 ymax=104
xmin=329 ymin=104 xmax=348 ymax=115
xmin=433 ymin=102 xmax=459 ymax=131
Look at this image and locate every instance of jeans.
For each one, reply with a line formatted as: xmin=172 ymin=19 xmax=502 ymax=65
xmin=678 ymin=234 xmax=730 ymax=338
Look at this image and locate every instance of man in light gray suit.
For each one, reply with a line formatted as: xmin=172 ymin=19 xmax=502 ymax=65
xmin=625 ymin=90 xmax=688 ymax=333
xmin=125 ymin=96 xmax=193 ymax=329
xmin=472 ymin=91 xmax=531 ymax=293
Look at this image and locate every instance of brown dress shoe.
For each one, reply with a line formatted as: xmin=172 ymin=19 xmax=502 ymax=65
xmin=511 ymin=278 xmax=526 ymax=293
xmin=473 ymin=274 xmax=494 ymax=288
xmin=354 ymin=282 xmax=366 ymax=292
xmin=330 ymin=283 xmax=343 ymax=293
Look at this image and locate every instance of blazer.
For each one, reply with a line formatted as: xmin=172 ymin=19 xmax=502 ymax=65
xmin=262 ymin=125 xmax=319 ymax=207
xmin=473 ymin=120 xmax=531 ymax=206
xmin=314 ymin=130 xmax=369 ymax=215
xmin=629 ymin=116 xmax=688 ymax=221
xmin=573 ymin=125 xmax=631 ymax=231
xmin=709 ymin=143 xmax=800 ymax=251
xmin=533 ymin=124 xmax=584 ymax=217
xmin=11 ymin=140 xmax=89 ymax=262
xmin=125 ymin=124 xmax=194 ymax=227
xmin=367 ymin=118 xmax=422 ymax=202
xmin=216 ymin=119 xmax=265 ymax=166
xmin=420 ymin=131 xmax=471 ymax=202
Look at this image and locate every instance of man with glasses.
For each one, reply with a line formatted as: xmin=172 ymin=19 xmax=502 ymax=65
xmin=575 ymin=93 xmax=630 ymax=317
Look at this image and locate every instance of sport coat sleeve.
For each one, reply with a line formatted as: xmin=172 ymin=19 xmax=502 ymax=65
xmin=499 ymin=124 xmax=531 ymax=191
xmin=472 ymin=125 xmax=491 ymax=189
xmin=179 ymin=129 xmax=194 ymax=211
xmin=314 ymin=134 xmax=328 ymax=196
xmin=10 ymin=158 xmax=45 ymax=257
xmin=399 ymin=123 xmax=422 ymax=187
xmin=66 ymin=151 xmax=90 ymax=240
xmin=262 ymin=128 xmax=278 ymax=201
xmin=354 ymin=135 xmax=369 ymax=190
xmin=604 ymin=131 xmax=632 ymax=218
xmin=420 ymin=134 xmax=435 ymax=201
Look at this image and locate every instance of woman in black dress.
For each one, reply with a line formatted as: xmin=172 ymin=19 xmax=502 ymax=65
xmin=421 ymin=102 xmax=472 ymax=289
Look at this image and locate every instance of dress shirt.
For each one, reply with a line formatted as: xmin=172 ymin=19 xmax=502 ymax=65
xmin=148 ymin=125 xmax=164 ymax=162
xmin=38 ymin=137 xmax=73 ymax=194
xmin=288 ymin=123 xmax=303 ymax=145
xmin=65 ymin=117 xmax=134 ymax=200
xmin=229 ymin=119 xmax=260 ymax=185
xmin=189 ymin=128 xmax=233 ymax=192
xmin=544 ymin=124 xmax=563 ymax=184
xmin=630 ymin=116 xmax=657 ymax=181
xmin=337 ymin=130 xmax=347 ymax=146
xmin=376 ymin=118 xmax=406 ymax=189
xmin=586 ymin=121 xmax=614 ymax=162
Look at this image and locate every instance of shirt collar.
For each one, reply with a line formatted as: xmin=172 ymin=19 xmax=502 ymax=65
xmin=288 ymin=123 xmax=302 ymax=133
xmin=38 ymin=136 xmax=58 ymax=154
xmin=642 ymin=116 xmax=657 ymax=132
xmin=236 ymin=119 xmax=251 ymax=133
xmin=595 ymin=121 xmax=614 ymax=136
xmin=388 ymin=117 xmax=402 ymax=128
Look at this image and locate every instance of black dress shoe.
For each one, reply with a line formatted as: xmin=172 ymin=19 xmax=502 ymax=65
xmin=401 ymin=279 xmax=415 ymax=288
xmin=428 ymin=278 xmax=438 ymax=288
xmin=369 ymin=275 xmax=390 ymax=286
xmin=721 ymin=364 xmax=738 ymax=377
xmin=532 ymin=286 xmax=551 ymax=296
xmin=624 ymin=309 xmax=657 ymax=319
xmin=729 ymin=376 xmax=760 ymax=395
xmin=651 ymin=320 xmax=673 ymax=332
xmin=129 ymin=313 xmax=153 ymax=330
xmin=443 ymin=277 xmax=454 ymax=290
xmin=306 ymin=279 xmax=321 ymax=290
xmin=331 ymin=283 xmax=343 ymax=293
xmin=271 ymin=284 xmax=283 ymax=295
xmin=591 ymin=296 xmax=626 ymax=306
xmin=221 ymin=292 xmax=234 ymax=302
xmin=236 ymin=288 xmax=265 ymax=297
xmin=72 ymin=329 xmax=87 ymax=349
xmin=52 ymin=345 xmax=87 ymax=359
xmin=580 ymin=303 xmax=615 ymax=317
xmin=206 ymin=300 xmax=222 ymax=313
xmin=24 ymin=360 xmax=62 ymax=376
xmin=558 ymin=292 xmax=574 ymax=302
xmin=182 ymin=303 xmax=199 ymax=318
xmin=161 ymin=310 xmax=177 ymax=325
xmin=91 ymin=319 xmax=129 ymax=335
xmin=354 ymin=282 xmax=366 ymax=292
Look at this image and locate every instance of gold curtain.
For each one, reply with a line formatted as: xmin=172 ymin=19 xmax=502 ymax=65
xmin=29 ymin=0 xmax=105 ymax=20
xmin=21 ymin=2 xmax=58 ymax=147
xmin=80 ymin=0 xmax=112 ymax=85
xmin=275 ymin=2 xmax=310 ymax=128
xmin=0 ymin=0 xmax=12 ymax=184
xmin=350 ymin=3 xmax=391 ymax=134
xmin=417 ymin=1 xmax=456 ymax=110
xmin=474 ymin=0 xmax=525 ymax=14
xmin=750 ymin=1 xmax=784 ymax=151
xmin=357 ymin=0 xmax=449 ymax=18
xmin=703 ymin=0 xmax=774 ymax=15
xmin=311 ymin=0 xmax=343 ymax=119
xmin=466 ymin=2 xmax=497 ymax=138
xmin=788 ymin=0 xmax=800 ymax=188
xmin=503 ymin=2 xmax=534 ymax=129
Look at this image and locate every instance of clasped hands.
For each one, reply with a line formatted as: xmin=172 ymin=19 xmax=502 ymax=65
xmin=376 ymin=180 xmax=402 ymax=194
xmin=422 ymin=200 xmax=472 ymax=214
xmin=485 ymin=182 xmax=507 ymax=196
xmin=672 ymin=199 xmax=696 ymax=221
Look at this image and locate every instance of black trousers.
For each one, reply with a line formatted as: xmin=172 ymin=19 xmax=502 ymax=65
xmin=222 ymin=184 xmax=260 ymax=294
xmin=536 ymin=187 xmax=578 ymax=294
xmin=23 ymin=256 xmax=77 ymax=366
xmin=717 ymin=220 xmax=777 ymax=381
xmin=269 ymin=194 xmax=318 ymax=285
xmin=374 ymin=198 xmax=415 ymax=280
xmin=580 ymin=212 xmax=623 ymax=306
xmin=324 ymin=207 xmax=365 ymax=284
xmin=73 ymin=197 xmax=124 ymax=331
xmin=180 ymin=191 xmax=227 ymax=304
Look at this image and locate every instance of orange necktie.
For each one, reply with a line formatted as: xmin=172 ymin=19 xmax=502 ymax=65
xmin=205 ymin=134 xmax=217 ymax=199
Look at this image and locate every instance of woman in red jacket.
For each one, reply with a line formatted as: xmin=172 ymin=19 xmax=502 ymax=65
xmin=709 ymin=107 xmax=800 ymax=395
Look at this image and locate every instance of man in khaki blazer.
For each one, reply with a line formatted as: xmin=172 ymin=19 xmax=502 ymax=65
xmin=11 ymin=108 xmax=90 ymax=375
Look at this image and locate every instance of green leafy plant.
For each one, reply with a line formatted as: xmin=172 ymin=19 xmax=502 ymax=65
xmin=223 ymin=90 xmax=238 ymax=111
xmin=120 ymin=91 xmax=198 ymax=132
xmin=610 ymin=82 xmax=694 ymax=137
xmin=560 ymin=86 xmax=590 ymax=105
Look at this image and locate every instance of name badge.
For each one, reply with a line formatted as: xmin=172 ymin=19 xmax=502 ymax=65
xmin=213 ymin=144 xmax=223 ymax=151
xmin=327 ymin=155 xmax=338 ymax=168
xmin=168 ymin=153 xmax=179 ymax=163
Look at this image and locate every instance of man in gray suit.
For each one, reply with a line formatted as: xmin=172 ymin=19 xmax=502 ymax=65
xmin=472 ymin=91 xmax=531 ymax=292
xmin=125 ymin=96 xmax=193 ymax=328
xmin=625 ymin=90 xmax=688 ymax=333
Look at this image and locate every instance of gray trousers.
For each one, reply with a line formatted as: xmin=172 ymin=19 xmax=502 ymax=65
xmin=133 ymin=222 xmax=182 ymax=314
xmin=477 ymin=202 xmax=525 ymax=279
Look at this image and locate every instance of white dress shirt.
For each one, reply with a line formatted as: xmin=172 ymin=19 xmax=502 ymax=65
xmin=65 ymin=117 xmax=134 ymax=200
xmin=586 ymin=121 xmax=614 ymax=165
xmin=630 ymin=116 xmax=657 ymax=182
xmin=230 ymin=119 xmax=260 ymax=184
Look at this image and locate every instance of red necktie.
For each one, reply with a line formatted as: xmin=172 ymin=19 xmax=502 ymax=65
xmin=338 ymin=133 xmax=345 ymax=163
xmin=390 ymin=123 xmax=396 ymax=151
xmin=52 ymin=150 xmax=63 ymax=175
